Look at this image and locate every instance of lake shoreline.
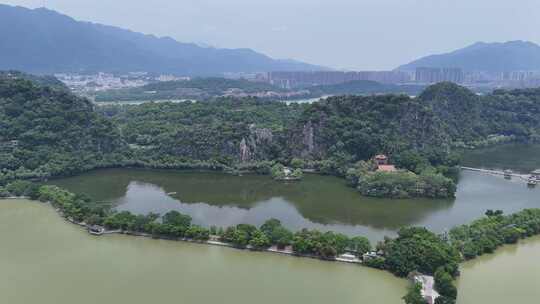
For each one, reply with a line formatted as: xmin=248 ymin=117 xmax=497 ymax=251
xmin=0 ymin=197 xmax=363 ymax=265
xmin=0 ymin=199 xmax=410 ymax=304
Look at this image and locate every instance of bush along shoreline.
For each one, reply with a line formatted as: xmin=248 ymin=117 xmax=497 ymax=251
xmin=0 ymin=181 xmax=372 ymax=261
xmin=3 ymin=181 xmax=540 ymax=304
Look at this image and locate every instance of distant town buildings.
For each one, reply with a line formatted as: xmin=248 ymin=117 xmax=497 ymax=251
xmin=264 ymin=68 xmax=540 ymax=89
xmin=55 ymin=72 xmax=191 ymax=95
xmin=415 ymin=67 xmax=464 ymax=84
xmin=414 ymin=68 xmax=540 ymax=88
xmin=55 ymin=67 xmax=540 ymax=98
xmin=157 ymin=74 xmax=190 ymax=82
xmin=266 ymin=71 xmax=413 ymax=88
xmin=500 ymin=71 xmax=540 ymax=87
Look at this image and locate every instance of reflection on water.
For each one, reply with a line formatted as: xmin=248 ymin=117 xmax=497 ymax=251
xmin=0 ymin=200 xmax=407 ymax=304
xmin=115 ymin=181 xmax=398 ymax=240
xmin=51 ymin=169 xmax=456 ymax=240
xmin=50 ymin=164 xmax=539 ymax=241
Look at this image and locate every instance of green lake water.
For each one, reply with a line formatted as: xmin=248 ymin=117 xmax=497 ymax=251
xmin=0 ymin=199 xmax=407 ymax=304
xmin=457 ymin=235 xmax=540 ymax=303
xmin=49 ymin=144 xmax=540 ymax=241
xmin=3 ymin=143 xmax=540 ymax=303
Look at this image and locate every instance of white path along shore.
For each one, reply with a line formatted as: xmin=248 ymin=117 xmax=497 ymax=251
xmin=1 ymin=197 xmax=363 ymax=265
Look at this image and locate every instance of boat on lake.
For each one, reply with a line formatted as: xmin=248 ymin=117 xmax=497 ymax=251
xmin=531 ymin=169 xmax=540 ymax=181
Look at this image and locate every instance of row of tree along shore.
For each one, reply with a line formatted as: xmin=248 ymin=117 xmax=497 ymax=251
xmin=3 ymin=180 xmax=540 ymax=303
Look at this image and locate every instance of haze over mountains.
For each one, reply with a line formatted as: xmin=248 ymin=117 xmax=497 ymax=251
xmin=398 ymin=41 xmax=540 ymax=72
xmin=0 ymin=4 xmax=323 ymax=75
xmin=1 ymin=3 xmax=539 ymax=78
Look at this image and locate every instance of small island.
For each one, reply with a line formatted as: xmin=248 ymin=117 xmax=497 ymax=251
xmin=346 ymin=154 xmax=457 ymax=199
xmin=271 ymin=164 xmax=304 ymax=181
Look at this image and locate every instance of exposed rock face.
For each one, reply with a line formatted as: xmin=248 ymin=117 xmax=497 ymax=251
xmin=237 ymin=126 xmax=278 ymax=162
xmin=164 ymin=123 xmax=283 ymax=163
xmin=239 ymin=137 xmax=252 ymax=162
xmin=286 ymin=118 xmax=327 ymax=160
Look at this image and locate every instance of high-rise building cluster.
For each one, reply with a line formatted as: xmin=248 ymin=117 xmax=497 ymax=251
xmin=258 ymin=67 xmax=540 ymax=89
xmin=266 ymin=71 xmax=413 ymax=88
xmin=414 ymin=67 xmax=464 ymax=84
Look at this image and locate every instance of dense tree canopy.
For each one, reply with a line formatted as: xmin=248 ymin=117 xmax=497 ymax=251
xmin=3 ymin=74 xmax=540 ymax=200
xmin=449 ymin=209 xmax=540 ymax=259
xmin=0 ymin=76 xmax=126 ymax=180
xmin=95 ymin=78 xmax=287 ymax=102
xmin=380 ymin=227 xmax=460 ymax=277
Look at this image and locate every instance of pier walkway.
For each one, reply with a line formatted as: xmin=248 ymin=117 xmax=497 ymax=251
xmin=460 ymin=166 xmax=530 ymax=181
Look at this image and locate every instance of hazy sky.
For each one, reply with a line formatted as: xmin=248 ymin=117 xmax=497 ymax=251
xmin=3 ymin=0 xmax=540 ymax=70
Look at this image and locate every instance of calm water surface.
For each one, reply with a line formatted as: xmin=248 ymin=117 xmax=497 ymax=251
xmin=50 ymin=145 xmax=540 ymax=241
xmin=3 ymin=144 xmax=540 ymax=303
xmin=0 ymin=200 xmax=407 ymax=304
xmin=461 ymin=143 xmax=540 ymax=173
xmin=457 ymin=236 xmax=540 ymax=303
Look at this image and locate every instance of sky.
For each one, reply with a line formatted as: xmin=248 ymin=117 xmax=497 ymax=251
xmin=2 ymin=0 xmax=540 ymax=70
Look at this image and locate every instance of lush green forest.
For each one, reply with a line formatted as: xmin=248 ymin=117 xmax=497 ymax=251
xmin=3 ymin=74 xmax=540 ymax=199
xmin=94 ymin=78 xmax=427 ymax=103
xmin=449 ymin=209 xmax=540 ymax=259
xmin=0 ymin=71 xmax=67 ymax=90
xmin=0 ymin=75 xmax=126 ymax=183
xmin=94 ymin=78 xmax=287 ymax=102
xmin=3 ymin=74 xmax=540 ymax=303
xmin=98 ymin=98 xmax=307 ymax=173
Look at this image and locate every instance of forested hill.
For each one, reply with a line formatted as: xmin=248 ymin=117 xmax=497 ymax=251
xmin=0 ymin=71 xmax=67 ymax=91
xmin=288 ymin=82 xmax=540 ymax=168
xmin=94 ymin=78 xmax=426 ymax=103
xmin=0 ymin=4 xmax=323 ymax=75
xmin=0 ymin=76 xmax=126 ymax=181
xmin=288 ymin=94 xmax=449 ymax=164
xmin=102 ymin=82 xmax=540 ymax=172
xmin=417 ymin=82 xmax=483 ymax=142
xmin=2 ymin=74 xmax=540 ymax=184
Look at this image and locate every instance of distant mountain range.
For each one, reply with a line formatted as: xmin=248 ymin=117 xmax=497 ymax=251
xmin=0 ymin=5 xmax=324 ymax=76
xmin=398 ymin=41 xmax=540 ymax=72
